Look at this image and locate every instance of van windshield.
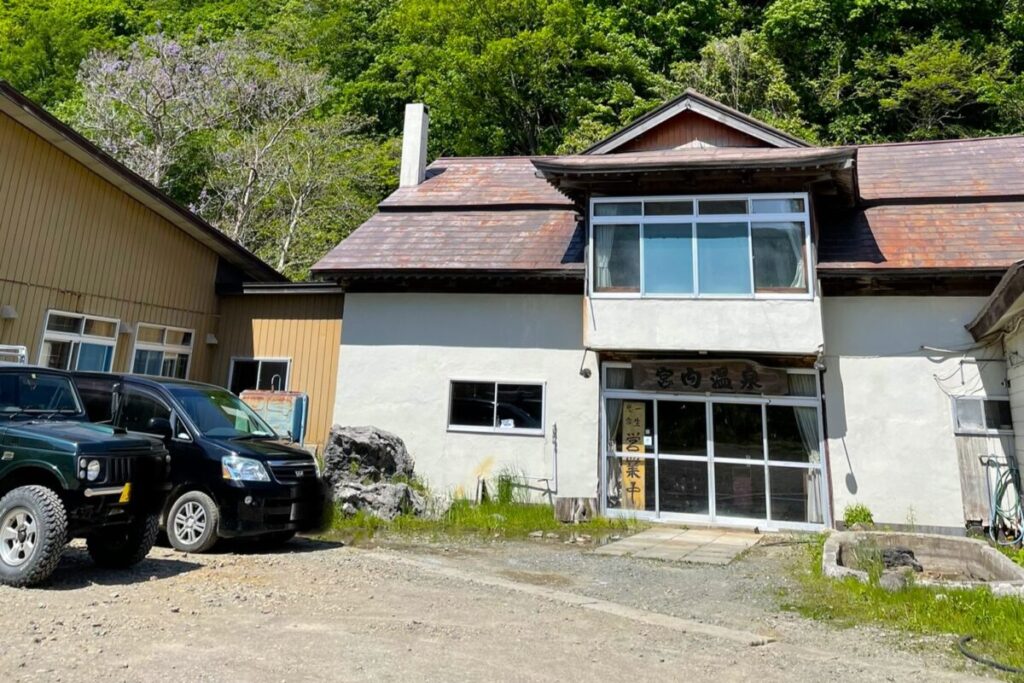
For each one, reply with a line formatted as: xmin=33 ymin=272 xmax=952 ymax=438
xmin=0 ymin=371 xmax=82 ymax=416
xmin=167 ymin=386 xmax=276 ymax=439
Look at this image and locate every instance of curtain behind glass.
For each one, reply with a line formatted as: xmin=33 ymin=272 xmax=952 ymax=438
xmin=752 ymin=222 xmax=806 ymax=292
xmin=786 ymin=373 xmax=822 ymax=521
xmin=594 ymin=225 xmax=639 ymax=292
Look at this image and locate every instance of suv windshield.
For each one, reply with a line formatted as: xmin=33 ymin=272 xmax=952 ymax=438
xmin=167 ymin=385 xmax=276 ymax=439
xmin=0 ymin=371 xmax=82 ymax=416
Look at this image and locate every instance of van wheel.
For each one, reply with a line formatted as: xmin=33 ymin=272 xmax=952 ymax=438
xmin=167 ymin=491 xmax=219 ymax=553
xmin=87 ymin=514 xmax=160 ymax=568
xmin=0 ymin=485 xmax=68 ymax=587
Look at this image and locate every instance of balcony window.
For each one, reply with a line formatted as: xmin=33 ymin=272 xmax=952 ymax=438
xmin=590 ymin=194 xmax=811 ymax=298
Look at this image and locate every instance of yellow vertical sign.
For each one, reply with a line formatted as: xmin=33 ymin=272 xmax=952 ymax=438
xmin=620 ymin=401 xmax=646 ymax=510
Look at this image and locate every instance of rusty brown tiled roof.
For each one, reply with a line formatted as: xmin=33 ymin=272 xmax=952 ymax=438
xmin=313 ymin=210 xmax=582 ymax=274
xmin=314 ymin=131 xmax=1024 ymax=280
xmin=857 ymin=136 xmax=1024 ymax=203
xmin=380 ymin=157 xmax=572 ymax=209
xmin=817 ymin=202 xmax=1024 ymax=272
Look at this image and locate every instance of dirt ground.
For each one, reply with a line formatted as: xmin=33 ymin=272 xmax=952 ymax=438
xmin=0 ymin=535 xmax=997 ymax=682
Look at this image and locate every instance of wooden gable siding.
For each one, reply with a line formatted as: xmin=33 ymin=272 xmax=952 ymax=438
xmin=212 ymin=293 xmax=344 ymax=453
xmin=0 ymin=111 xmax=221 ymax=377
xmin=616 ymin=110 xmax=770 ymax=152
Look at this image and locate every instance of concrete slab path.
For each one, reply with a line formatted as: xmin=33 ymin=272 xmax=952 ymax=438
xmin=593 ymin=526 xmax=761 ymax=564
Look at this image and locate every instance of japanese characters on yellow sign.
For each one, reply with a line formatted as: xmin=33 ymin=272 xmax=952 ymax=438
xmin=620 ymin=401 xmax=646 ymax=510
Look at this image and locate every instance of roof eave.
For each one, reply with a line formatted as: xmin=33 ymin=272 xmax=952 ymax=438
xmin=532 ymin=150 xmax=854 ymax=177
xmin=967 ymin=260 xmax=1024 ymax=340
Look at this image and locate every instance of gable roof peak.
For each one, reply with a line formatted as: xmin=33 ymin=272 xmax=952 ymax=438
xmin=584 ymin=89 xmax=810 ymax=155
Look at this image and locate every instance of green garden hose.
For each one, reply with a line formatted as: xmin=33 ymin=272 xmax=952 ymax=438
xmin=980 ymin=456 xmax=1024 ymax=546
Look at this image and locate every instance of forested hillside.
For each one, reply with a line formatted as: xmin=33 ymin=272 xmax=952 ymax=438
xmin=2 ymin=0 xmax=1022 ymax=278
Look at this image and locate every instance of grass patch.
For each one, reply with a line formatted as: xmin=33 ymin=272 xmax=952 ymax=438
xmin=782 ymin=535 xmax=1024 ymax=677
xmin=323 ymin=498 xmax=646 ymax=544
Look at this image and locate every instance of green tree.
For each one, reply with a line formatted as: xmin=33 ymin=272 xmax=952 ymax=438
xmin=0 ymin=0 xmax=153 ymax=105
xmin=670 ymin=31 xmax=815 ymax=141
xmin=342 ymin=0 xmax=668 ymax=155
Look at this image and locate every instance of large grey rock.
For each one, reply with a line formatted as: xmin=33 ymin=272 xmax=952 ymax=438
xmin=322 ymin=425 xmax=415 ymax=486
xmin=333 ymin=481 xmax=426 ymax=521
xmin=323 ymin=425 xmax=428 ymax=520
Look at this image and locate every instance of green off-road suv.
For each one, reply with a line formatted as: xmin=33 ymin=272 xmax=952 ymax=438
xmin=0 ymin=365 xmax=170 ymax=586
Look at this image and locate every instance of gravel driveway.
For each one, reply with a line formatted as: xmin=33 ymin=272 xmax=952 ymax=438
xmin=0 ymin=536 xmax=994 ymax=682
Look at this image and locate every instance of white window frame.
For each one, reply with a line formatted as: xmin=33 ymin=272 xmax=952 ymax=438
xmin=227 ymin=357 xmax=293 ymax=393
xmin=599 ymin=361 xmax=829 ymax=531
xmin=447 ymin=379 xmax=546 ymax=437
xmin=951 ymin=395 xmax=1013 ymax=436
xmin=589 ymin=192 xmax=814 ymax=301
xmin=37 ymin=310 xmax=120 ymax=372
xmin=131 ymin=323 xmax=194 ymax=380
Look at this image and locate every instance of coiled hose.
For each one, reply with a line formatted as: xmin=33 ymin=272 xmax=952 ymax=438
xmin=980 ymin=455 xmax=1024 ymax=546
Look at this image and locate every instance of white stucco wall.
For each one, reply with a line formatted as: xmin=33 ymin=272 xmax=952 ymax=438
xmin=823 ymin=296 xmax=1007 ymax=529
xmin=333 ymin=293 xmax=598 ymax=499
xmin=586 ymin=297 xmax=824 ymax=353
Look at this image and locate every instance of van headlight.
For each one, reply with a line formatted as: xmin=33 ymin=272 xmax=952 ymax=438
xmin=221 ymin=454 xmax=270 ymax=482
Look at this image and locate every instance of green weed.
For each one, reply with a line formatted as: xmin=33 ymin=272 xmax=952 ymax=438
xmin=324 ymin=498 xmax=645 ymax=542
xmin=783 ymin=535 xmax=1024 ymax=676
xmin=842 ymin=503 xmax=875 ymax=528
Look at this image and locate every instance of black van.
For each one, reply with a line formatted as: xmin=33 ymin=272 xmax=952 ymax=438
xmin=71 ymin=373 xmax=325 ymax=553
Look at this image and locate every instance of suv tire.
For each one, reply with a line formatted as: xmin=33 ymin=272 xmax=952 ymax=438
xmin=167 ymin=491 xmax=219 ymax=553
xmin=87 ymin=514 xmax=160 ymax=568
xmin=0 ymin=485 xmax=68 ymax=587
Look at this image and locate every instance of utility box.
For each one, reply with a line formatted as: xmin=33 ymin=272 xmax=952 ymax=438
xmin=240 ymin=390 xmax=309 ymax=446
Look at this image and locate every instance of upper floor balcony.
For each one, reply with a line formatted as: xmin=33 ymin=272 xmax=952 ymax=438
xmin=584 ymin=192 xmax=824 ymax=353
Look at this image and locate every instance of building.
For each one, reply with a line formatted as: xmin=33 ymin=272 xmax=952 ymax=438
xmin=0 ymin=82 xmax=344 ymax=452
xmin=314 ymin=93 xmax=1024 ymax=533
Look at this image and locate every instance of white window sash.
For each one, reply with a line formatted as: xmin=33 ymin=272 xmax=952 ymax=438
xmin=589 ymin=193 xmax=813 ymax=301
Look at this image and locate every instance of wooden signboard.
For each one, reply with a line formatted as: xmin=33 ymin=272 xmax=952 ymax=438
xmin=632 ymin=360 xmax=788 ymax=395
xmin=620 ymin=401 xmax=646 ymax=510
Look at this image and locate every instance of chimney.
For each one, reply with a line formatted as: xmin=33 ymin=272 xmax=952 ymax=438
xmin=399 ymin=103 xmax=429 ymax=188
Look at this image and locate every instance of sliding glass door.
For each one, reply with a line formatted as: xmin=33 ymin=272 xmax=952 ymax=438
xmin=602 ymin=364 xmax=827 ymax=529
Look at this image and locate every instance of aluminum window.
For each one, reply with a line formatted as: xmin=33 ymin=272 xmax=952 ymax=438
xmin=953 ymin=396 xmax=1013 ymax=436
xmin=448 ymin=380 xmax=545 ymax=435
xmin=132 ymin=324 xmax=194 ymax=379
xmin=38 ymin=310 xmax=119 ymax=372
xmin=228 ymin=357 xmax=291 ymax=394
xmin=590 ymin=193 xmax=812 ymax=299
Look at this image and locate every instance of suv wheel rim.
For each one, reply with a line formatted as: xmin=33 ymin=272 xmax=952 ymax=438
xmin=173 ymin=501 xmax=207 ymax=545
xmin=0 ymin=507 xmax=38 ymax=567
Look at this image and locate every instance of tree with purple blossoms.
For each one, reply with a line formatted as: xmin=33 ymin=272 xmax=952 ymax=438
xmin=69 ymin=31 xmax=392 ymax=277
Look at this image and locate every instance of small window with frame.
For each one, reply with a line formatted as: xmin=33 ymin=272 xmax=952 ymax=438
xmin=953 ymin=396 xmax=1013 ymax=435
xmin=448 ymin=380 xmax=544 ymax=435
xmin=132 ymin=324 xmax=194 ymax=379
xmin=39 ymin=310 xmax=119 ymax=372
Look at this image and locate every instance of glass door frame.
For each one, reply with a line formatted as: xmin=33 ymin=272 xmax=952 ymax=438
xmin=600 ymin=361 xmax=830 ymax=531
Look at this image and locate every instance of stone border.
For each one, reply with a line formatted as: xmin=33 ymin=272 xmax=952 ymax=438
xmin=823 ymin=531 xmax=1024 ymax=596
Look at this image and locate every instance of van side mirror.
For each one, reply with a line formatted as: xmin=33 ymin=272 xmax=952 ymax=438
xmin=146 ymin=417 xmax=173 ymax=441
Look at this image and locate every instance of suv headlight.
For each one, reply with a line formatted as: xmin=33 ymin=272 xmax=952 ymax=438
xmin=221 ymin=454 xmax=270 ymax=482
xmin=78 ymin=457 xmax=102 ymax=482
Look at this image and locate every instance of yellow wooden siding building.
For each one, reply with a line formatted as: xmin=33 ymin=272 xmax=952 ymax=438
xmin=214 ymin=290 xmax=344 ymax=452
xmin=0 ymin=82 xmax=342 ymax=454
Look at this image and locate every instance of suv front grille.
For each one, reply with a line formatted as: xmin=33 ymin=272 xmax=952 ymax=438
xmin=105 ymin=456 xmax=135 ymax=485
xmin=268 ymin=460 xmax=316 ymax=484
